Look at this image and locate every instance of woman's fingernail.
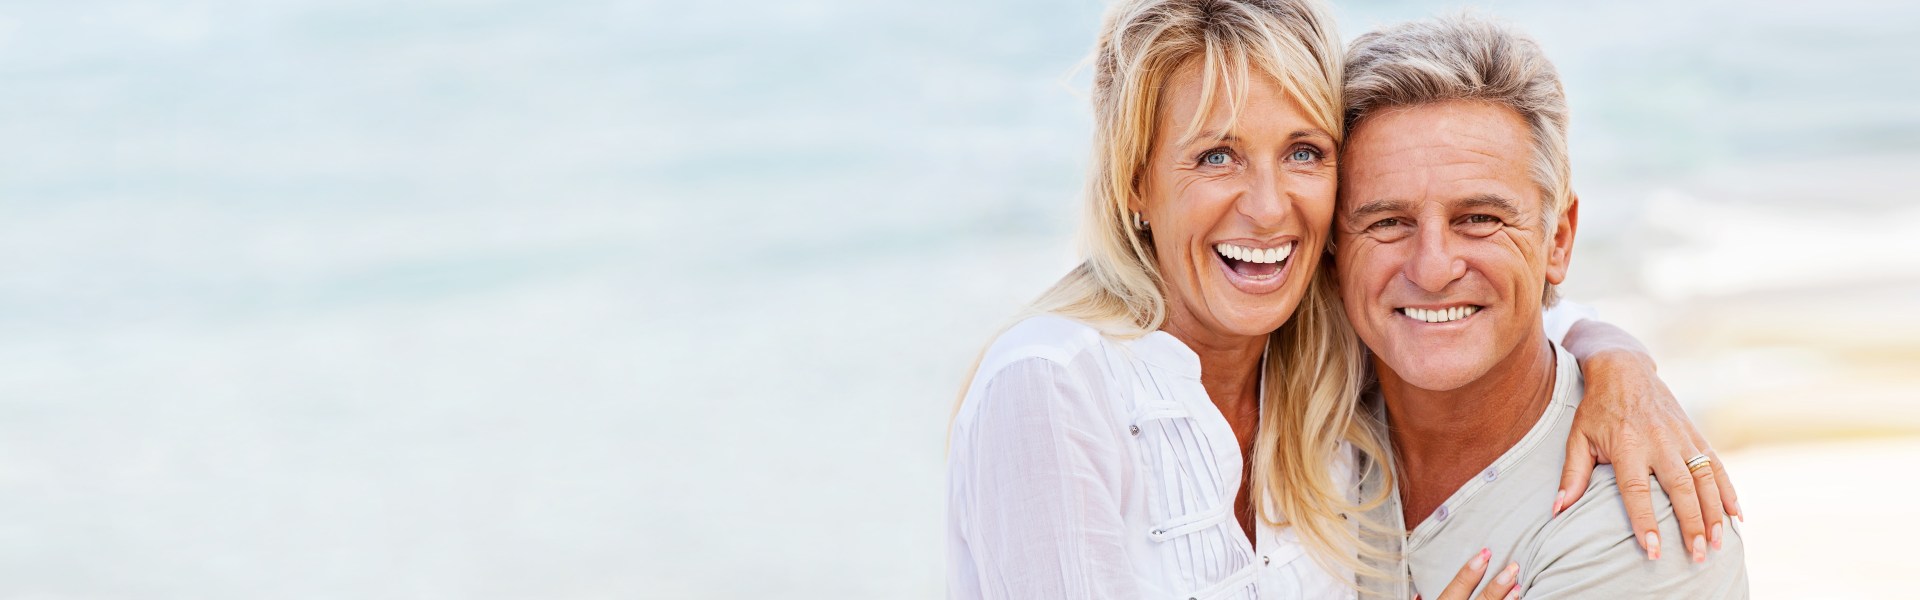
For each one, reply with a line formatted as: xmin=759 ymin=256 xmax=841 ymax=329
xmin=1643 ymin=531 xmax=1660 ymax=560
xmin=1712 ymin=523 xmax=1724 ymax=550
xmin=1495 ymin=563 xmax=1518 ymax=585
xmin=1552 ymin=490 xmax=1566 ymax=515
xmin=1691 ymin=535 xmax=1707 ymax=563
xmin=1472 ymin=548 xmax=1490 ymax=571
xmin=1503 ymin=590 xmax=1519 ymax=600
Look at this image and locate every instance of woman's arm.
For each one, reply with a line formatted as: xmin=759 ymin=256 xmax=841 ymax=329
xmin=952 ymin=358 xmax=1142 ymax=599
xmin=1558 ymin=317 xmax=1742 ymax=565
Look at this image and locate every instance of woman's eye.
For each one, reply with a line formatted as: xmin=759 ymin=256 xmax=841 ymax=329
xmin=1288 ymin=148 xmax=1319 ymax=162
xmin=1201 ymin=150 xmax=1231 ymax=166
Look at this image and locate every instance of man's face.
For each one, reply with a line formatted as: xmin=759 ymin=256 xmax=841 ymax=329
xmin=1334 ymin=100 xmax=1577 ymax=392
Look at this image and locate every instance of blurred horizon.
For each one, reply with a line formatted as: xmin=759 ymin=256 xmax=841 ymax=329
xmin=2 ymin=0 xmax=1915 ymax=598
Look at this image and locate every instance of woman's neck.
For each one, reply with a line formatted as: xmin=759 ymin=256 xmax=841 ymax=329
xmin=1161 ymin=312 xmax=1265 ymax=419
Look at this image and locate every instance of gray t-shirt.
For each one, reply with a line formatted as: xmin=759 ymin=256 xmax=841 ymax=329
xmin=1356 ymin=343 xmax=1749 ymax=599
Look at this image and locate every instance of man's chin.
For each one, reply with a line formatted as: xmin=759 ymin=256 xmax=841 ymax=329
xmin=1379 ymin=352 xmax=1496 ymax=392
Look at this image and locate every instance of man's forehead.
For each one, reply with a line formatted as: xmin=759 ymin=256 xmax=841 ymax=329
xmin=1341 ymin=101 xmax=1537 ymax=210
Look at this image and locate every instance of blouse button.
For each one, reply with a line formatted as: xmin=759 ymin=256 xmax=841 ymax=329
xmin=1128 ymin=425 xmax=1140 ymax=436
xmin=1484 ymin=467 xmax=1499 ymax=482
xmin=1435 ymin=504 xmax=1450 ymax=521
xmin=1262 ymin=555 xmax=1271 ymax=566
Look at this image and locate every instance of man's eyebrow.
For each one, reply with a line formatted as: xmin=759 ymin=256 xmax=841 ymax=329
xmin=1456 ymin=193 xmax=1524 ymax=217
xmin=1346 ymin=198 xmax=1409 ymax=224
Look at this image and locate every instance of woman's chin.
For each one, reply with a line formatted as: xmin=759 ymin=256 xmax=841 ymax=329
xmin=1203 ymin=292 xmax=1306 ymax=338
xmin=1196 ymin=271 xmax=1309 ymax=335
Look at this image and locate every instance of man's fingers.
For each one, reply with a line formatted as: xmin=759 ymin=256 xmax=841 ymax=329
xmin=1652 ymin=453 xmax=1708 ymax=563
xmin=1556 ymin=434 xmax=1595 ymax=516
xmin=1476 ymin=562 xmax=1520 ymax=600
xmin=1432 ymin=548 xmax=1492 ymax=600
xmin=1614 ymin=459 xmax=1662 ymax=560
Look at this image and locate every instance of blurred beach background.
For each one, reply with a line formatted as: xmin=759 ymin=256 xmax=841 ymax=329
xmin=2 ymin=0 xmax=1914 ymax=598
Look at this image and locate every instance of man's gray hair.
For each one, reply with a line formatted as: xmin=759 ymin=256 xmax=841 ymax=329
xmin=1342 ymin=13 xmax=1573 ymax=304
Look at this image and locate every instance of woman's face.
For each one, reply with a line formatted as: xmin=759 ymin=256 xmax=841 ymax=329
xmin=1136 ymin=61 xmax=1338 ymax=342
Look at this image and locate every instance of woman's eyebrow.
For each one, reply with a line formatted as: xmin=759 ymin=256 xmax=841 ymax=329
xmin=1174 ymin=128 xmax=1327 ymax=148
xmin=1175 ymin=128 xmax=1239 ymax=147
xmin=1287 ymin=128 xmax=1331 ymax=141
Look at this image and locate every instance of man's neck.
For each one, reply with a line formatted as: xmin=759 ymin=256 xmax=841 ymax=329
xmin=1379 ymin=330 xmax=1559 ymax=529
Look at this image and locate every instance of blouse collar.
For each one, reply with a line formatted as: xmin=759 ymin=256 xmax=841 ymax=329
xmin=1131 ymin=329 xmax=1204 ymax=380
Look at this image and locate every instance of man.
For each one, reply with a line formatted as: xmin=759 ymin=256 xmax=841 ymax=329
xmin=1334 ymin=15 xmax=1749 ymax=599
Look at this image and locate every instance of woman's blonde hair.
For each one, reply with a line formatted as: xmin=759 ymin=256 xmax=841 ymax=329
xmin=959 ymin=0 xmax=1395 ymax=582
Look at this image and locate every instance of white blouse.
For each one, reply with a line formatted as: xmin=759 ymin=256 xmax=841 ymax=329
xmin=946 ymin=305 xmax=1596 ymax=599
xmin=946 ymin=315 xmax=1356 ymax=600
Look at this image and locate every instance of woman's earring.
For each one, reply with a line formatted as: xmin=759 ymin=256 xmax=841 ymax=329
xmin=1133 ymin=211 xmax=1150 ymax=231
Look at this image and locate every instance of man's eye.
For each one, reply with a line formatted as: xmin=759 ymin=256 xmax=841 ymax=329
xmin=1369 ymin=218 xmax=1402 ymax=230
xmin=1201 ymin=150 xmax=1231 ymax=166
xmin=1464 ymin=214 xmax=1501 ymax=224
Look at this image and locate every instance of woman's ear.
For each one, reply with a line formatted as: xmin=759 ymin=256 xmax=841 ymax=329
xmin=1545 ymin=193 xmax=1579 ymax=285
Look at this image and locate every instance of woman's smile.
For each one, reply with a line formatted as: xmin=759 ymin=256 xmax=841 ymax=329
xmin=1212 ymin=239 xmax=1298 ymax=294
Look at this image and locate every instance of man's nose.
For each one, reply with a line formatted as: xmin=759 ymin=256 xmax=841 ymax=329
xmin=1405 ymin=218 xmax=1466 ymax=292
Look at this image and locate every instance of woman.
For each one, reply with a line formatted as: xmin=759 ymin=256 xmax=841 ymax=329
xmin=946 ymin=0 xmax=1736 ymax=598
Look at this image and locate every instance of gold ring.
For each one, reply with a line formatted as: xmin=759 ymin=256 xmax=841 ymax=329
xmin=1686 ymin=454 xmax=1713 ymax=473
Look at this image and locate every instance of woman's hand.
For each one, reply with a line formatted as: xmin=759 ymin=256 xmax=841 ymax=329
xmin=1420 ymin=548 xmax=1519 ymax=600
xmin=1557 ymin=319 xmax=1742 ymax=564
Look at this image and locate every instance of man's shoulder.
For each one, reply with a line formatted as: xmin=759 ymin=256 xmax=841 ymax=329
xmin=1526 ymin=465 xmax=1749 ymax=598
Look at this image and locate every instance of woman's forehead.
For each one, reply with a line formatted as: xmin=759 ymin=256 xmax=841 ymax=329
xmin=1155 ymin=57 xmax=1332 ymax=145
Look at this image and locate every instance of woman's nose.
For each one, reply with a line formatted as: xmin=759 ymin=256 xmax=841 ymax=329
xmin=1237 ymin=170 xmax=1292 ymax=229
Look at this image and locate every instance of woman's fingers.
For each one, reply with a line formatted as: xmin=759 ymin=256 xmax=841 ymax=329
xmin=1651 ymin=450 xmax=1709 ymax=563
xmin=1691 ymin=433 xmax=1743 ymax=521
xmin=1612 ymin=455 xmax=1663 ymax=560
xmin=1555 ymin=433 xmax=1595 ymax=516
xmin=1683 ymin=448 xmax=1729 ymax=553
xmin=1477 ymin=562 xmax=1521 ymax=600
xmin=1431 ymin=548 xmax=1492 ymax=600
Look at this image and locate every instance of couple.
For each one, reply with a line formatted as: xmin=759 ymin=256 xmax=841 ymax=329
xmin=946 ymin=1 xmax=1748 ymax=598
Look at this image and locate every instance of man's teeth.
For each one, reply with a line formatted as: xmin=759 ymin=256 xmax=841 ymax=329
xmin=1213 ymin=242 xmax=1295 ymax=264
xmin=1401 ymin=306 xmax=1479 ymax=323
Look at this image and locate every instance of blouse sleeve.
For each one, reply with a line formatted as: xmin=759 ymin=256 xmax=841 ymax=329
xmin=951 ymin=357 xmax=1141 ymax=600
xmin=1543 ymin=298 xmax=1600 ymax=345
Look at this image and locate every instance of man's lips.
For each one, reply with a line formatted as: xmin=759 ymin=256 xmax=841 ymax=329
xmin=1396 ymin=304 xmax=1483 ymax=323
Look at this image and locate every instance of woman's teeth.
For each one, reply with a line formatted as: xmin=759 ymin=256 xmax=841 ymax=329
xmin=1214 ymin=242 xmax=1294 ymax=264
xmin=1400 ymin=306 xmax=1480 ymax=323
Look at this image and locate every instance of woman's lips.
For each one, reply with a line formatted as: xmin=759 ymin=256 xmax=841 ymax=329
xmin=1213 ymin=241 xmax=1296 ymax=294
